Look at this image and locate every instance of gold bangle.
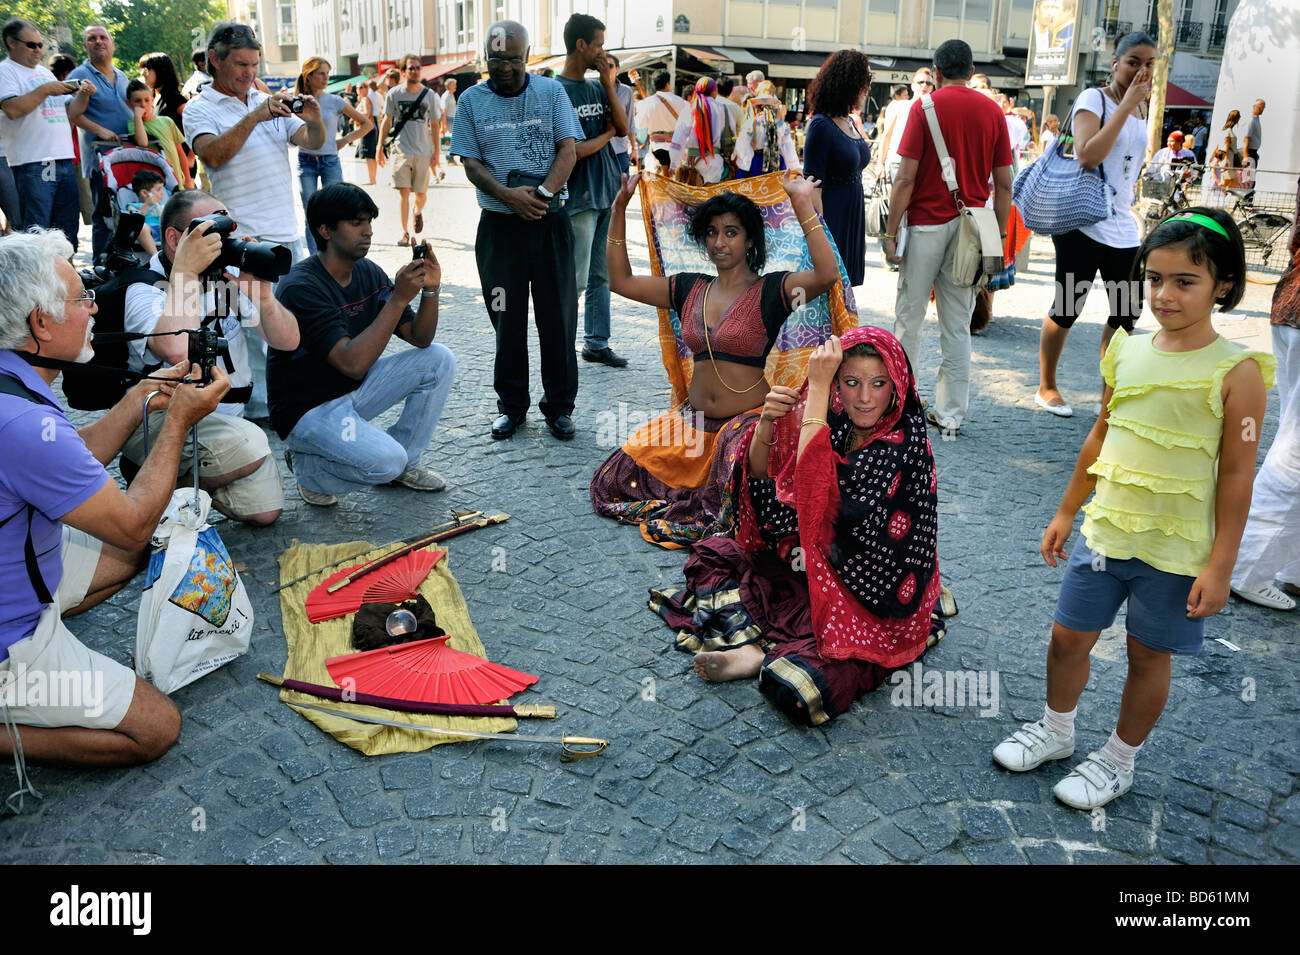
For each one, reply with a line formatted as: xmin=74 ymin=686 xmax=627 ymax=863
xmin=799 ymin=213 xmax=819 ymax=227
xmin=607 ymin=236 xmax=626 ymax=246
xmin=800 ymin=417 xmax=829 ymax=429
xmin=803 ymin=223 xmax=824 ymax=237
xmin=883 ymin=232 xmax=897 ymax=239
xmin=758 ymin=433 xmax=778 ymax=446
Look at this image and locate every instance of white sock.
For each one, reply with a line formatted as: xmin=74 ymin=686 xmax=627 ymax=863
xmin=1043 ymin=703 xmax=1075 ymax=740
xmin=1100 ymin=730 xmax=1142 ymax=773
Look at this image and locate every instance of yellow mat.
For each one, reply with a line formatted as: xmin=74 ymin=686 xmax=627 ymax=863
xmin=276 ymin=540 xmax=517 ymax=755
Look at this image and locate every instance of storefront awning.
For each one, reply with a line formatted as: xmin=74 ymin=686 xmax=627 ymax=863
xmin=714 ymin=47 xmax=767 ymax=69
xmin=1165 ymin=81 xmax=1212 ymax=108
xmin=748 ymin=47 xmax=828 ymax=80
xmin=681 ymin=46 xmax=732 ymax=71
xmin=420 ymin=59 xmax=473 ymax=81
xmin=324 ymin=74 xmax=367 ymax=93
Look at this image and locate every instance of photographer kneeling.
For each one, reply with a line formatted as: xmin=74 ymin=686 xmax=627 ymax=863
xmin=0 ymin=229 xmax=229 ymax=770
xmin=120 ymin=189 xmax=301 ymax=525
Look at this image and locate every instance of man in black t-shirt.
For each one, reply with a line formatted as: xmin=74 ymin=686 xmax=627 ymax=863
xmin=268 ymin=183 xmax=455 ymax=506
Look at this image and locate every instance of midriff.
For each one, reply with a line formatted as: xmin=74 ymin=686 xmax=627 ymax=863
xmin=689 ymin=359 xmax=769 ymax=419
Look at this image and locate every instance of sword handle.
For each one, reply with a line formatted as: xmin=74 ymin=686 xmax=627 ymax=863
xmin=560 ymin=736 xmax=609 ymax=761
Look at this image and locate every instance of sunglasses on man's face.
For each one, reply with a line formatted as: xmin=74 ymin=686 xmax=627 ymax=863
xmin=18 ymin=39 xmax=43 ymax=50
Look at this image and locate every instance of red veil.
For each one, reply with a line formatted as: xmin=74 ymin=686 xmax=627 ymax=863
xmin=736 ymin=326 xmax=942 ymax=666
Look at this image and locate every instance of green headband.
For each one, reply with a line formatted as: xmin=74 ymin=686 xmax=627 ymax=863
xmin=1161 ymin=211 xmax=1232 ymax=241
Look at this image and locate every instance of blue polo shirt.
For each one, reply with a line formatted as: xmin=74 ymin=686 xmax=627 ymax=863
xmin=448 ymin=74 xmax=584 ymax=215
xmin=0 ymin=351 xmax=110 ymax=658
xmin=66 ymin=60 xmax=132 ymax=137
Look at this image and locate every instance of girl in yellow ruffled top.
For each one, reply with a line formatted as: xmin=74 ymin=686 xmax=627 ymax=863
xmin=992 ymin=207 xmax=1275 ymax=811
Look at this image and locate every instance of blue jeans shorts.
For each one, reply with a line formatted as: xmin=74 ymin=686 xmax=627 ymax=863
xmin=1054 ymin=537 xmax=1205 ymax=654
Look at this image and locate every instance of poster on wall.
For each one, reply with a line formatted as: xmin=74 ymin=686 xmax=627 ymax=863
xmin=1025 ymin=0 xmax=1083 ymax=85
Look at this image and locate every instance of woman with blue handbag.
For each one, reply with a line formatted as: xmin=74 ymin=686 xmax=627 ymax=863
xmin=1035 ymin=32 xmax=1154 ymax=418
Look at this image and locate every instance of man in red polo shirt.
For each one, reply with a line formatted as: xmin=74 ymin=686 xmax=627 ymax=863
xmin=883 ymin=39 xmax=1012 ymax=434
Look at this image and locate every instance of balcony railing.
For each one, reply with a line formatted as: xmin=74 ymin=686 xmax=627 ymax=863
xmin=1176 ymin=20 xmax=1202 ymax=48
xmin=1208 ymin=21 xmax=1228 ymax=50
xmin=276 ymin=24 xmax=297 ymax=46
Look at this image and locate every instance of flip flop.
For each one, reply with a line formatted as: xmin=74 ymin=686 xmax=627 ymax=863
xmin=1034 ymin=393 xmax=1073 ymax=417
xmin=398 ymin=233 xmax=411 ymax=247
xmin=414 ymin=213 xmax=423 ymax=233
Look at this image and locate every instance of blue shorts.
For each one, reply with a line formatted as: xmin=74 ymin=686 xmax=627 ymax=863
xmin=1053 ymin=537 xmax=1204 ymax=654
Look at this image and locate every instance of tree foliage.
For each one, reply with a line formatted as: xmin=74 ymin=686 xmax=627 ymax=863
xmin=9 ymin=0 xmax=100 ymax=57
xmin=98 ymin=0 xmax=227 ymax=76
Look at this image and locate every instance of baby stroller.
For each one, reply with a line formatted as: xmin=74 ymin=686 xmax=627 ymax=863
xmin=96 ymin=143 xmax=179 ymax=262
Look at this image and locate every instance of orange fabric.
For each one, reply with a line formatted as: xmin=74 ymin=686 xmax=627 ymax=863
xmin=623 ymin=405 xmax=762 ymax=490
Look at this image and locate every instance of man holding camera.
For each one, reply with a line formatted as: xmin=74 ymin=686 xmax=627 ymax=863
xmin=449 ymin=20 xmax=582 ymax=441
xmin=184 ymin=22 xmax=324 ymax=266
xmin=0 ymin=18 xmax=98 ymax=249
xmin=119 ymin=190 xmax=300 ymax=525
xmin=269 ymin=183 xmax=455 ymax=506
xmin=0 ymin=228 xmax=229 ymax=771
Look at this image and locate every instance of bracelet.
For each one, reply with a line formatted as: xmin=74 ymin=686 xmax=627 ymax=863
xmin=759 ymin=433 xmax=778 ymax=445
xmin=803 ymin=223 xmax=824 ymax=238
xmin=607 ymin=236 xmax=627 ymax=246
xmin=800 ymin=417 xmax=829 ymax=429
xmin=883 ymin=232 xmax=897 ymax=240
xmin=799 ymin=213 xmax=819 ymax=228
xmin=421 ymin=286 xmax=440 ymax=299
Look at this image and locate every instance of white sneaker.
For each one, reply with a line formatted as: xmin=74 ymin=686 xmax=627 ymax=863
xmin=390 ymin=466 xmax=446 ymax=491
xmin=992 ymin=719 xmax=1075 ymax=772
xmin=1053 ymin=750 xmax=1134 ymax=810
xmin=1232 ymin=582 xmax=1296 ymax=611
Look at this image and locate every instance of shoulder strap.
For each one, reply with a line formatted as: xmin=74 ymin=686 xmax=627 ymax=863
xmin=919 ymin=93 xmax=964 ymax=210
xmin=389 ymin=87 xmax=429 ymax=141
xmin=659 ymin=92 xmax=680 ymax=121
xmin=0 ymin=373 xmax=55 ymax=605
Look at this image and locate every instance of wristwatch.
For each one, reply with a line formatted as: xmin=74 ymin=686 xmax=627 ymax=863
xmin=534 ymin=183 xmax=554 ymax=200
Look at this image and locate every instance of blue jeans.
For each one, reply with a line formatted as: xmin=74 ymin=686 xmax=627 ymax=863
xmin=614 ymin=151 xmax=631 ymax=178
xmin=13 ymin=159 xmax=79 ymax=251
xmin=298 ymin=153 xmax=343 ymax=254
xmin=568 ymin=206 xmax=612 ymax=351
xmin=285 ymin=344 xmax=457 ymax=496
xmin=241 ymin=235 xmax=310 ymax=419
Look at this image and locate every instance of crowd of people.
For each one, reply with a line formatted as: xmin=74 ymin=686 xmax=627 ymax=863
xmin=0 ymin=13 xmax=1295 ymax=829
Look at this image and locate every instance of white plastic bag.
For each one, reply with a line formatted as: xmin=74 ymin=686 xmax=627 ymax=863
xmin=135 ymin=489 xmax=253 ymax=693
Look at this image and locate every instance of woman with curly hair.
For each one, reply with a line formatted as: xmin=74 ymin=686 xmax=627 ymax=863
xmin=137 ymin=52 xmax=186 ymax=132
xmin=802 ymin=50 xmax=873 ymax=285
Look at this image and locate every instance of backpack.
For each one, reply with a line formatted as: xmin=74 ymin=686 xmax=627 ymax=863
xmin=60 ymin=266 xmax=164 ymax=411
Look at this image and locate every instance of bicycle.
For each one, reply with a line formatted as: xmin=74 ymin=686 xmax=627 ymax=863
xmin=1223 ymin=187 xmax=1294 ymax=276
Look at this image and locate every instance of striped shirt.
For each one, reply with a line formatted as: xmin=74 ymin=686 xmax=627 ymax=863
xmin=184 ymin=86 xmax=304 ymax=242
xmin=448 ymin=75 xmax=584 ymax=215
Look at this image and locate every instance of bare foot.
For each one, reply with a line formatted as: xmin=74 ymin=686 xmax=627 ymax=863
xmin=693 ymin=645 xmax=763 ymax=682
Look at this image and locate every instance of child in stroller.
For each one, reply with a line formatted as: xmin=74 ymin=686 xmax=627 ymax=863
xmin=125 ymin=169 xmax=168 ymax=256
xmin=97 ymin=143 xmax=179 ymax=261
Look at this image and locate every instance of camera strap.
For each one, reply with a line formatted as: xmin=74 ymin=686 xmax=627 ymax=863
xmin=386 ymin=88 xmax=429 ymax=151
xmin=0 ymin=373 xmax=55 ymax=605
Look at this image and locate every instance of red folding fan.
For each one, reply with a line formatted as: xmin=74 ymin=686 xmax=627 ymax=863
xmin=325 ymin=635 xmax=539 ymax=705
xmin=305 ymin=548 xmax=445 ymax=623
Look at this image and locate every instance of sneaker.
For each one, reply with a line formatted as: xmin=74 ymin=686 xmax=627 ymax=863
xmin=1052 ymin=750 xmax=1134 ymax=810
xmin=1232 ymin=582 xmax=1296 ymax=611
xmin=286 ymin=450 xmax=339 ymax=506
xmin=992 ymin=719 xmax=1075 ymax=772
xmin=390 ymin=465 xmax=446 ymax=492
xmin=297 ymin=481 xmax=338 ymax=507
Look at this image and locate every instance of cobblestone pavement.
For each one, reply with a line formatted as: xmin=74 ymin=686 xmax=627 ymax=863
xmin=5 ymin=155 xmax=1297 ymax=864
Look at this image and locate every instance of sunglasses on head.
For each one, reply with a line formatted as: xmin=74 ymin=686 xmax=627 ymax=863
xmin=212 ymin=24 xmax=255 ymax=45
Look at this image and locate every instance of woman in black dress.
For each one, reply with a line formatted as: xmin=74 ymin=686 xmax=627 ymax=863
xmin=802 ymin=50 xmax=873 ymax=286
xmin=137 ymin=52 xmax=187 ymax=132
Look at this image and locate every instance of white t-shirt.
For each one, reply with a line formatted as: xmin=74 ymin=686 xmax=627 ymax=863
xmin=1072 ymin=87 xmax=1148 ymax=248
xmin=1005 ymin=114 xmax=1030 ymax=153
xmin=184 ymin=85 xmax=304 ymax=243
xmin=1041 ymin=129 xmax=1057 ymax=154
xmin=0 ymin=59 xmax=74 ymax=166
xmin=636 ymin=90 xmax=689 ymax=138
xmin=181 ymin=69 xmax=211 ymax=99
xmin=367 ymin=89 xmax=382 ymax=120
xmin=440 ymin=90 xmax=456 ymax=125
xmin=882 ymin=97 xmax=912 ymax=164
xmin=123 ymin=254 xmax=257 ymax=418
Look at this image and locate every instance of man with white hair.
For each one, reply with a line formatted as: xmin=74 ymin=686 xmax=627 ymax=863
xmin=0 ymin=228 xmax=228 ymax=774
xmin=745 ymin=69 xmax=765 ymax=93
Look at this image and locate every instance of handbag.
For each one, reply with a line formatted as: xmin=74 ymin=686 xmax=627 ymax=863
xmin=866 ymin=174 xmax=890 ymax=238
xmin=1011 ymin=89 xmax=1114 ymax=235
xmin=135 ymin=489 xmax=253 ymax=693
xmin=918 ymin=93 xmax=1004 ymax=288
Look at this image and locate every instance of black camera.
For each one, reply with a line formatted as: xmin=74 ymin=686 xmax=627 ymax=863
xmin=187 ymin=213 xmax=292 ymax=283
xmin=187 ymin=326 xmax=230 ymax=386
xmin=288 ymin=96 xmax=305 ymax=114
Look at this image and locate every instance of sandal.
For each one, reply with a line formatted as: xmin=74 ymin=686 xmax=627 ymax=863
xmin=398 ymin=233 xmax=411 ymax=247
xmin=413 ymin=212 xmax=423 ymax=233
